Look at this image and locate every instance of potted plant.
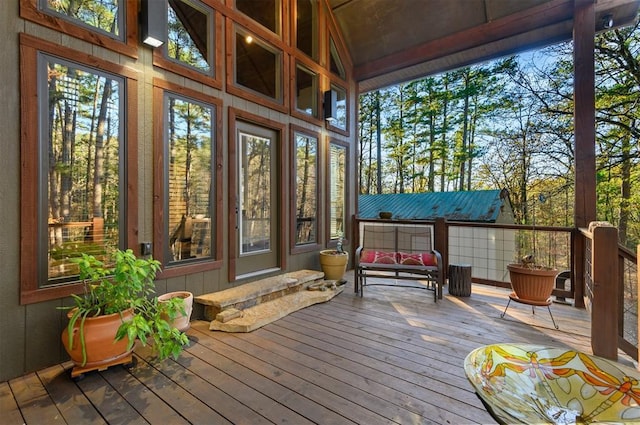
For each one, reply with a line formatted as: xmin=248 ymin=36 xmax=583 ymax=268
xmin=61 ymin=249 xmax=189 ymax=377
xmin=507 ymin=255 xmax=557 ymax=302
xmin=158 ymin=290 xmax=193 ymax=331
xmin=319 ymin=237 xmax=349 ymax=281
xmin=507 ymin=194 xmax=558 ymax=302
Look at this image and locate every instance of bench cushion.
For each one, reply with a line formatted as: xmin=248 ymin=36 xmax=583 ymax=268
xmin=398 ymin=252 xmax=438 ymax=267
xmin=360 ymin=250 xmax=398 ymax=264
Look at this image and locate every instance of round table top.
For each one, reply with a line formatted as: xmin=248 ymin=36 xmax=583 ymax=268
xmin=464 ymin=343 xmax=640 ymax=424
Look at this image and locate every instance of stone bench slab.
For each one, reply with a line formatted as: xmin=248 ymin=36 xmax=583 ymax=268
xmin=195 ymin=269 xmax=325 ymax=320
xmin=209 ymin=283 xmax=344 ymax=332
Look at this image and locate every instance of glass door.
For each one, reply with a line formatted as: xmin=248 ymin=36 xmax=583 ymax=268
xmin=235 ymin=122 xmax=279 ymax=276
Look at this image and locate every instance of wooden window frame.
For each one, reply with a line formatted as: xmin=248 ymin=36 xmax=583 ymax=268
xmin=19 ymin=0 xmax=139 ymax=59
xmin=325 ymin=81 xmax=349 ymax=136
xmin=290 ymin=125 xmax=322 ymax=254
xmin=19 ymin=33 xmax=139 ymax=304
xmin=290 ymin=61 xmax=323 ymax=125
xmin=226 ymin=22 xmax=289 ymax=113
xmin=292 ymin=0 xmax=319 ymax=62
xmin=152 ymin=0 xmax=224 ymax=90
xmin=152 ymin=78 xmax=224 ymax=279
xmin=326 ymin=138 xmax=349 ymax=247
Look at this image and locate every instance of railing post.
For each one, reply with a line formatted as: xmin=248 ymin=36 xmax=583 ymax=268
xmin=434 ymin=217 xmax=448 ymax=281
xmin=637 ymin=244 xmax=640 ymax=369
xmin=590 ymin=222 xmax=618 ymax=360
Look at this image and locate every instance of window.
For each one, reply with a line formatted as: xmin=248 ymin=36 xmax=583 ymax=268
xmin=42 ymin=57 xmax=124 ymax=284
xmin=296 ymin=0 xmax=317 ymax=60
xmin=293 ymin=130 xmax=318 ymax=246
xmin=328 ymin=143 xmax=347 ymax=241
xmin=328 ymin=84 xmax=347 ymax=131
xmin=152 ymin=79 xmax=222 ymax=277
xmin=21 ymin=0 xmax=137 ymax=57
xmin=235 ymin=0 xmax=281 ymax=35
xmin=166 ymin=0 xmax=214 ymax=75
xmin=20 ymin=34 xmax=138 ymax=304
xmin=41 ymin=0 xmax=124 ymax=40
xmin=295 ymin=63 xmax=317 ymax=116
xmin=164 ymin=93 xmax=215 ymax=264
xmin=329 ymin=36 xmax=346 ymax=79
xmin=234 ymin=27 xmax=282 ymax=102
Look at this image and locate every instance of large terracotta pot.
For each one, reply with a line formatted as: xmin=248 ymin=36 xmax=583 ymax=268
xmin=319 ymin=249 xmax=349 ymax=281
xmin=158 ymin=291 xmax=193 ymax=332
xmin=62 ymin=308 xmax=134 ymax=368
xmin=507 ymin=264 xmax=557 ymax=302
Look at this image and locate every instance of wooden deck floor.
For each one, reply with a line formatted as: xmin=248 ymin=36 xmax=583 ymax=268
xmin=2 ymin=280 xmax=633 ymax=425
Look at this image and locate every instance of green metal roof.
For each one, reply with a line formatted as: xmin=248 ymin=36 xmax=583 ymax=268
xmin=358 ymin=190 xmax=513 ymax=223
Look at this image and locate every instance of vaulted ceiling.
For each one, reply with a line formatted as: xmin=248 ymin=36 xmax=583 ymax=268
xmin=328 ymin=0 xmax=640 ymax=92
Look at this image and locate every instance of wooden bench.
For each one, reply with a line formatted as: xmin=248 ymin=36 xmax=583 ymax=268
xmin=355 ymin=224 xmax=443 ymax=301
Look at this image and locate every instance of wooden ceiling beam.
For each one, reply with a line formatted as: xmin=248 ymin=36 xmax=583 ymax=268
xmin=353 ymin=0 xmax=574 ymax=82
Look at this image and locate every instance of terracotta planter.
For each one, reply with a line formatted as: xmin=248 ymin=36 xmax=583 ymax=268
xmin=158 ymin=291 xmax=193 ymax=332
xmin=507 ymin=263 xmax=557 ymax=302
xmin=62 ymin=308 xmax=134 ymax=368
xmin=319 ymin=250 xmax=349 ymax=281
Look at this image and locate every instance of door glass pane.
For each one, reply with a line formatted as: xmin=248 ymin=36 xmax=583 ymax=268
xmin=43 ymin=57 xmax=123 ymax=284
xmin=235 ymin=0 xmax=280 ymax=34
xmin=166 ymin=94 xmax=214 ymax=263
xmin=296 ymin=0 xmax=317 ymax=60
xmin=295 ymin=64 xmax=316 ymax=116
xmin=167 ymin=0 xmax=213 ymax=74
xmin=240 ymin=132 xmax=271 ymax=254
xmin=295 ymin=133 xmax=317 ymax=245
xmin=43 ymin=0 xmax=123 ymax=39
xmin=235 ymin=28 xmax=281 ymax=101
xmin=329 ymin=143 xmax=346 ymax=240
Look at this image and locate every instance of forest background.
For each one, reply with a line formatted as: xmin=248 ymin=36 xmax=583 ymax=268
xmin=358 ymin=19 xmax=640 ymax=249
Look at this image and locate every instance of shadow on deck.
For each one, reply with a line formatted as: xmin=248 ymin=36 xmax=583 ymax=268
xmin=2 ymin=276 xmax=633 ymax=424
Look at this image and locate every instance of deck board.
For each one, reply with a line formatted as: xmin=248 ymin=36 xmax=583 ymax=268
xmin=1 ymin=282 xmax=633 ymax=424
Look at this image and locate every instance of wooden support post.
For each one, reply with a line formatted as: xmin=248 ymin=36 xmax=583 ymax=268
xmin=638 ymin=244 xmax=640 ymax=370
xmin=590 ymin=222 xmax=618 ymax=360
xmin=434 ymin=217 xmax=448 ymax=281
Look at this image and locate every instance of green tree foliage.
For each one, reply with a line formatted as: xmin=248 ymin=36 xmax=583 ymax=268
xmin=359 ymin=21 xmax=640 ymax=248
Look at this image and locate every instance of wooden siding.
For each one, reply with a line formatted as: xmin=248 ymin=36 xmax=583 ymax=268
xmin=2 ymin=282 xmax=632 ymax=424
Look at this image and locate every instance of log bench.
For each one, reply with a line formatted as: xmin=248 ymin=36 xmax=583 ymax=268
xmin=355 ymin=224 xmax=443 ymax=301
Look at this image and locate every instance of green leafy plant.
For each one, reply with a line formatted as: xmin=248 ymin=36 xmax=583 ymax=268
xmin=62 ymin=249 xmax=189 ymax=366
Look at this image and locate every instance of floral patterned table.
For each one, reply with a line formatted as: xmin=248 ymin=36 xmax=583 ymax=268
xmin=464 ymin=343 xmax=640 ymax=424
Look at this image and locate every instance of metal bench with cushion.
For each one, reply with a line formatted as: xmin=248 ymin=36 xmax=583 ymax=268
xmin=355 ymin=224 xmax=443 ymax=301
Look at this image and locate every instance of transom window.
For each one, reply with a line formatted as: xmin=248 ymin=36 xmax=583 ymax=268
xmin=235 ymin=0 xmax=281 ymax=35
xmin=40 ymin=0 xmax=124 ymax=40
xmin=329 ymin=36 xmax=346 ymax=79
xmin=329 ymin=84 xmax=347 ymax=131
xmin=234 ymin=27 xmax=282 ymax=102
xmin=296 ymin=0 xmax=318 ymax=60
xmin=166 ymin=0 xmax=214 ymax=75
xmin=295 ymin=63 xmax=317 ymax=116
